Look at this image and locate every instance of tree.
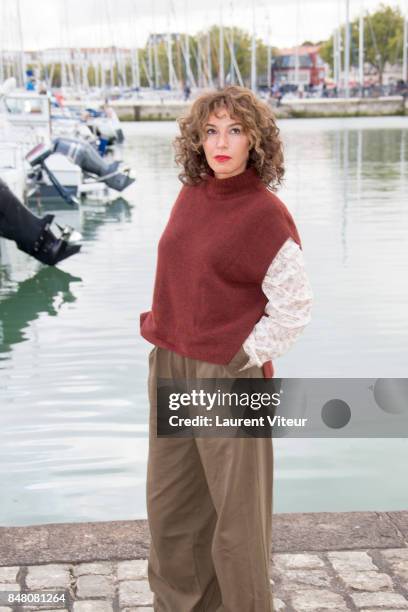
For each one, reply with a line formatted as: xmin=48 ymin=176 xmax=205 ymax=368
xmin=190 ymin=25 xmax=277 ymax=88
xmin=320 ymin=3 xmax=405 ymax=85
xmin=88 ymin=64 xmax=96 ymax=87
xmin=44 ymin=63 xmax=61 ymax=88
xmin=364 ymin=3 xmax=404 ymax=83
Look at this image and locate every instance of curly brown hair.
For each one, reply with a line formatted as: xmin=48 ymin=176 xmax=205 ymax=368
xmin=173 ymin=85 xmax=284 ymax=192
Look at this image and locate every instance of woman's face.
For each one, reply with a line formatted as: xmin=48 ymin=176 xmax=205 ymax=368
xmin=202 ymin=108 xmax=250 ymax=179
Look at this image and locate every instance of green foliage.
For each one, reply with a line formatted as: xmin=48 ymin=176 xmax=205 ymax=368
xmin=364 ymin=3 xmax=404 ymax=74
xmin=44 ymin=63 xmax=61 ymax=87
xmin=88 ymin=64 xmax=96 ymax=87
xmin=138 ymin=25 xmax=278 ymax=88
xmin=320 ymin=3 xmax=405 ymax=83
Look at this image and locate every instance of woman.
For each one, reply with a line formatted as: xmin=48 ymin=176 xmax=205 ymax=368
xmin=140 ymin=85 xmax=313 ymax=612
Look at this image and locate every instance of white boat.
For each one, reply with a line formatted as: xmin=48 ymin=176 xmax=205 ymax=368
xmin=84 ymin=104 xmax=124 ymax=144
xmin=0 ymin=138 xmax=27 ymax=202
xmin=1 ymin=83 xmax=133 ymax=205
xmin=0 ymin=88 xmax=82 ymax=201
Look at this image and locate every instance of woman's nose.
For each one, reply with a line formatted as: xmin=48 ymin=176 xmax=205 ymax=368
xmin=216 ymin=133 xmax=228 ymax=147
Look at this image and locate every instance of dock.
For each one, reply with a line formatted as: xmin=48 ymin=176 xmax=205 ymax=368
xmin=1 ymin=510 xmax=408 ymax=610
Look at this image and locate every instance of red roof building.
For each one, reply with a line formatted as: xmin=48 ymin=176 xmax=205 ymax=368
xmin=271 ymin=45 xmax=327 ymax=87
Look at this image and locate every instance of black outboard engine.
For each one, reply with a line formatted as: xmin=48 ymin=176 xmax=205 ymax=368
xmin=26 ymin=139 xmax=134 ymax=204
xmin=53 ymin=138 xmax=133 ymax=191
xmin=0 ymin=179 xmax=81 ymax=266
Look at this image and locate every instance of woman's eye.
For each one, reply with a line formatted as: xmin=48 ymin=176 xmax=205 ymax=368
xmin=205 ymin=128 xmax=241 ymax=135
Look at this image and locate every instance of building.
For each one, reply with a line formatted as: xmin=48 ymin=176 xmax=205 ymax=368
xmin=271 ymin=45 xmax=327 ymax=87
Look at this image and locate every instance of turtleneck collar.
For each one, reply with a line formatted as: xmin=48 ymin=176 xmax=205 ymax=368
xmin=204 ymin=166 xmax=264 ymax=199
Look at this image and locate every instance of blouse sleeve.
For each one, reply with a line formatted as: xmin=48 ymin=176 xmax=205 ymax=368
xmin=238 ymin=237 xmax=313 ymax=371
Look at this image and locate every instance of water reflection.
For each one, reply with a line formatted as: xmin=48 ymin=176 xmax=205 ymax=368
xmin=0 ymin=118 xmax=408 ymax=526
xmin=0 ymin=267 xmax=81 ymax=356
xmin=281 ymin=118 xmax=408 ymax=379
xmin=27 ymin=196 xmax=133 ymax=243
xmin=80 ymin=198 xmax=133 ymax=241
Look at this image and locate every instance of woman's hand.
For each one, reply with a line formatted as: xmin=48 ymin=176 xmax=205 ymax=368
xmin=262 ymin=360 xmax=274 ymax=379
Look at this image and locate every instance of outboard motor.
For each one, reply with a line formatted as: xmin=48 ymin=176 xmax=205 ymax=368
xmin=53 ymin=138 xmax=133 ymax=191
xmin=26 ymin=143 xmax=80 ymax=206
xmin=27 ymin=138 xmax=134 ymax=193
xmin=0 ymin=179 xmax=81 ymax=266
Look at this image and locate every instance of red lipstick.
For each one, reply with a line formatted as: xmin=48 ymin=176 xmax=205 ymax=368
xmin=214 ymin=156 xmax=231 ymax=162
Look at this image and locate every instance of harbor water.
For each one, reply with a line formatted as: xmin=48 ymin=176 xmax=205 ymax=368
xmin=1 ymin=116 xmax=408 ymax=526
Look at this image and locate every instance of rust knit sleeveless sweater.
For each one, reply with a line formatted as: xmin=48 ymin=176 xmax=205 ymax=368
xmin=140 ymin=166 xmax=302 ymax=364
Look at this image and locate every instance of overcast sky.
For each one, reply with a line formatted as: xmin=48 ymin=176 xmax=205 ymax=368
xmin=1 ymin=0 xmax=407 ymax=51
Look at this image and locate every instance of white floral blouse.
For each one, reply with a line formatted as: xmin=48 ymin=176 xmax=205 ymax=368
xmin=239 ymin=237 xmax=313 ymax=371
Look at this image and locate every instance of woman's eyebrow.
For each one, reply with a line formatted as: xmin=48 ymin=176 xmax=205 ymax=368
xmin=205 ymin=122 xmax=242 ymax=127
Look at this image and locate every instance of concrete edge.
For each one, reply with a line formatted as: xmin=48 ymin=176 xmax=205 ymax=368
xmin=1 ymin=510 xmax=407 ymax=567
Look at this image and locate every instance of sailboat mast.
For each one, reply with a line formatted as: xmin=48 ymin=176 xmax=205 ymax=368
xmin=197 ymin=33 xmax=203 ymax=88
xmin=337 ymin=0 xmax=342 ymax=91
xmin=403 ymin=9 xmax=408 ymax=82
xmin=266 ymin=10 xmax=271 ymax=91
xmin=294 ymin=0 xmax=300 ymax=86
xmin=131 ymin=6 xmax=140 ymax=90
xmin=0 ymin=2 xmax=5 ymax=83
xmin=184 ymin=34 xmax=194 ymax=86
xmin=134 ymin=48 xmax=141 ymax=89
xmin=207 ymin=29 xmax=213 ymax=88
xmin=344 ymin=0 xmax=350 ymax=97
xmin=166 ymin=6 xmax=177 ymax=89
xmin=227 ymin=18 xmax=243 ymax=86
xmin=229 ymin=29 xmax=235 ymax=85
xmin=16 ymin=0 xmax=26 ymax=87
xmin=183 ymin=0 xmax=197 ymax=88
xmin=250 ymin=0 xmax=256 ymax=91
xmin=152 ymin=0 xmax=160 ymax=89
xmin=219 ymin=5 xmax=224 ymax=87
xmin=101 ymin=47 xmax=106 ymax=91
xmin=167 ymin=29 xmax=172 ymax=88
xmin=147 ymin=39 xmax=152 ymax=88
xmin=153 ymin=37 xmax=160 ymax=88
xmin=358 ymin=4 xmax=364 ymax=94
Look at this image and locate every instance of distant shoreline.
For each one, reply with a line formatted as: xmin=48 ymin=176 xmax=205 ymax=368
xmin=65 ymin=96 xmax=408 ymax=121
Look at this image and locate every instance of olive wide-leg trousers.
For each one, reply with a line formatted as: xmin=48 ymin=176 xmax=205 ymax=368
xmin=146 ymin=345 xmax=274 ymax=612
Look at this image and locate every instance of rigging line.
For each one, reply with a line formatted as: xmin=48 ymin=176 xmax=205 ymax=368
xmin=16 ymin=0 xmax=26 ymax=86
xmin=366 ymin=9 xmax=381 ymax=70
xmin=0 ymin=0 xmax=8 ymax=80
xmin=170 ymin=0 xmax=183 ymax=87
xmin=151 ymin=0 xmax=162 ymax=88
xmin=204 ymin=8 xmax=213 ymax=88
xmin=62 ymin=0 xmax=74 ymax=89
xmin=104 ymin=0 xmax=122 ymax=86
xmin=391 ymin=0 xmax=407 ymax=66
xmin=178 ymin=25 xmax=197 ymax=87
xmin=165 ymin=2 xmax=177 ymax=88
xmin=264 ymin=0 xmax=272 ymax=90
xmin=227 ymin=0 xmax=234 ymax=84
xmin=130 ymin=3 xmax=140 ymax=89
xmin=169 ymin=0 xmax=177 ymax=24
xmin=226 ymin=2 xmax=243 ymax=87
